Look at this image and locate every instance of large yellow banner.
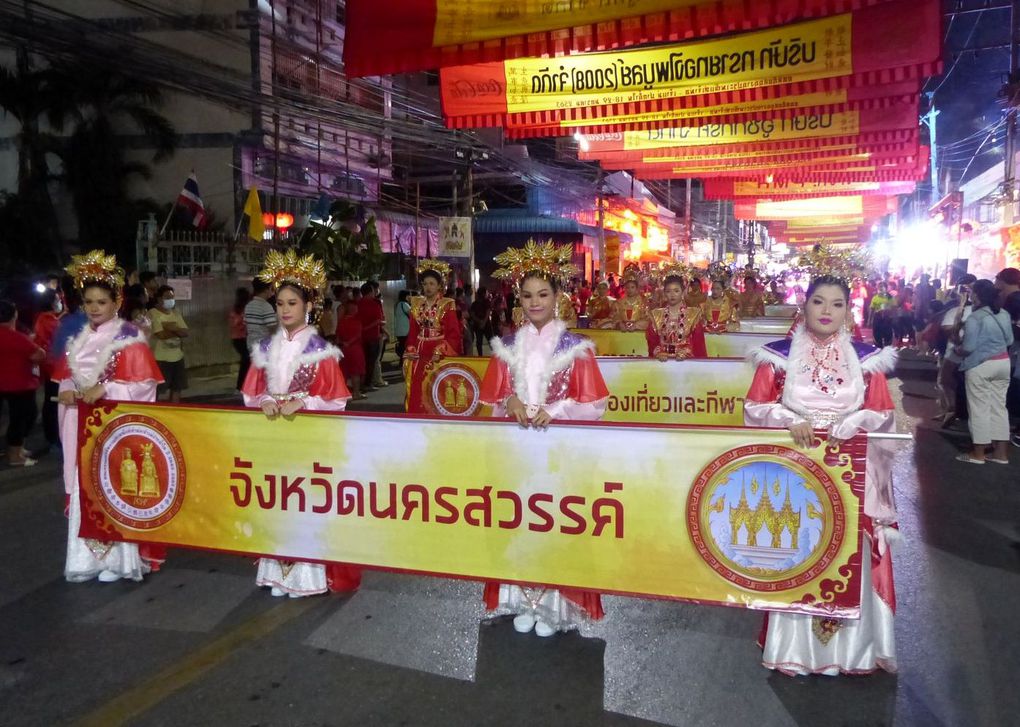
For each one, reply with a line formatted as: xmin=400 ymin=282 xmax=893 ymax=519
xmin=433 ymin=0 xmax=701 ymax=46
xmin=571 ymin=328 xmax=778 ymax=358
xmin=617 ymin=111 xmax=861 ymax=150
xmin=499 ymin=14 xmax=852 ymax=113
xmin=422 ymin=357 xmax=751 ymax=425
xmin=77 ymin=403 xmax=866 ymax=615
xmin=550 ymin=90 xmax=850 ymax=129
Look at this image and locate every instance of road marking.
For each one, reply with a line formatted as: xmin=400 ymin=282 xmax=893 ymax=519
xmin=76 ymin=598 xmax=318 ymax=727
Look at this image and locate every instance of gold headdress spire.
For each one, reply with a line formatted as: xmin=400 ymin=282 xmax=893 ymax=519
xmin=492 ymin=239 xmax=578 ymax=287
xmin=65 ymin=250 xmax=125 ymax=292
xmin=708 ymin=261 xmax=733 ymax=284
xmin=656 ymin=260 xmax=691 ymax=284
xmin=257 ymin=249 xmax=328 ymax=298
xmin=417 ymin=258 xmax=452 ymax=286
xmin=794 ymin=245 xmax=873 ymax=284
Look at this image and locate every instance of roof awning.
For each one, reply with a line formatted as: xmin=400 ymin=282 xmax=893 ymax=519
xmin=474 ymin=211 xmax=632 ymax=243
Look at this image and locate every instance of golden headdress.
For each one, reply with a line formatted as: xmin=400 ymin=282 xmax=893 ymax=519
xmin=492 ymin=239 xmax=578 ymax=287
xmin=620 ymin=262 xmax=643 ymax=285
xmin=66 ymin=249 xmax=125 ymax=291
xmin=794 ymin=245 xmax=873 ymax=285
xmin=257 ymin=249 xmax=328 ymax=298
xmin=656 ymin=260 xmax=691 ymax=285
xmin=708 ymin=261 xmax=732 ymax=284
xmin=417 ymin=258 xmax=452 ymax=286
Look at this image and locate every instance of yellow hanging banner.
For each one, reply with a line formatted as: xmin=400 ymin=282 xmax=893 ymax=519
xmin=494 ymin=13 xmax=852 ymax=114
xmin=76 ymin=402 xmax=866 ymax=615
xmin=433 ymin=0 xmax=703 ymax=46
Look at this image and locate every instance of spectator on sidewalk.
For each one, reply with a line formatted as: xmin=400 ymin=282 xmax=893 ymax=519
xmin=394 ymin=290 xmax=411 ymax=362
xmin=150 ymin=285 xmax=189 ymax=403
xmin=229 ymin=287 xmax=251 ymax=391
xmin=369 ymin=281 xmax=388 ymax=389
xmin=957 ymin=279 xmax=1014 ymax=465
xmin=336 ymin=300 xmax=366 ymax=400
xmin=870 ymin=281 xmax=895 ymax=346
xmin=358 ymin=282 xmax=384 ymax=392
xmin=0 ymin=300 xmax=44 ymax=466
xmin=244 ymin=279 xmax=277 ymax=350
xmin=939 ymin=274 xmax=977 ymax=426
xmin=468 ymin=288 xmax=491 ymax=357
xmin=140 ymin=271 xmax=160 ymax=309
xmin=33 ymin=289 xmax=64 ymax=453
xmin=319 ymin=296 xmax=337 ymax=344
xmin=121 ymin=284 xmax=152 ymax=336
xmin=995 ymin=267 xmax=1020 ymax=445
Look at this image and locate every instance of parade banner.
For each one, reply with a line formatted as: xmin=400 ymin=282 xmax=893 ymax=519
xmin=601 ymin=143 xmax=920 ymax=171
xmin=504 ymin=81 xmax=921 ymax=137
xmin=421 ymin=356 xmax=751 ymax=426
xmin=735 ymin=194 xmax=898 ymax=221
xmin=344 ymin=0 xmax=903 ymax=77
xmin=438 ymin=0 xmax=939 ymax=127
xmin=704 ymin=179 xmax=916 ymax=200
xmin=438 ymin=217 xmax=473 ymax=258
xmin=572 ymin=328 xmax=778 ymax=359
xmin=76 ymin=402 xmax=866 ymax=615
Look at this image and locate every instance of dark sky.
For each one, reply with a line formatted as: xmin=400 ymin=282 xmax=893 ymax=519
xmin=928 ymin=2 xmax=1014 ymax=188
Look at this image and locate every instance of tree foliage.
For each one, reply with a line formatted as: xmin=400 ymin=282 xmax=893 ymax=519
xmin=297 ymin=200 xmax=384 ymax=282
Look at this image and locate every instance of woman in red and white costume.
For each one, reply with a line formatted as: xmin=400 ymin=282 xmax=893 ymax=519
xmin=479 ymin=242 xmax=610 ymax=637
xmin=54 ymin=251 xmax=166 ymax=583
xmin=242 ymin=249 xmax=361 ymax=598
xmin=745 ymin=274 xmax=899 ymax=676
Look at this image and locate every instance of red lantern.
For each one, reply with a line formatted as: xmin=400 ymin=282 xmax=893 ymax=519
xmin=276 ymin=213 xmax=295 ymax=231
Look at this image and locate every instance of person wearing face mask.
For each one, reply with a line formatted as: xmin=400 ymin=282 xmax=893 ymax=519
xmin=149 ymin=285 xmax=189 ymax=402
xmin=479 ymin=241 xmax=610 ymax=637
xmin=241 ymin=249 xmax=361 ymax=597
xmin=744 ymin=275 xmax=899 ymax=676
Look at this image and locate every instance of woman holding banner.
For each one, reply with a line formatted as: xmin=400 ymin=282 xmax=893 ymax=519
xmin=480 ymin=241 xmax=610 ymax=637
xmin=54 ymin=251 xmax=166 ymax=583
xmin=242 ymin=250 xmax=361 ymax=598
xmin=647 ymin=267 xmax=707 ymax=360
xmin=744 ymin=275 xmax=899 ymax=676
xmin=403 ymin=259 xmax=462 ymax=413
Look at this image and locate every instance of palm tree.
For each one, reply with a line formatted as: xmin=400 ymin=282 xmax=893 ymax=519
xmin=50 ymin=66 xmax=178 ymax=260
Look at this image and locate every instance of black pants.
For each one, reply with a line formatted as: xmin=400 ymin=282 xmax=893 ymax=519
xmin=1007 ymin=369 xmax=1020 ymax=422
xmin=232 ymin=338 xmax=251 ymax=390
xmin=873 ymin=317 xmax=894 ymax=347
xmin=395 ymin=335 xmax=408 ymax=361
xmin=0 ymin=390 xmax=38 ymax=448
xmin=363 ymin=339 xmax=381 ymax=381
xmin=471 ymin=326 xmax=489 ymax=357
xmin=42 ymin=380 xmax=59 ymax=445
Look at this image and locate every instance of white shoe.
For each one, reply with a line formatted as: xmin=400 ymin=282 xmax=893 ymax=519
xmin=97 ymin=570 xmax=121 ymax=583
xmin=270 ymin=586 xmax=286 ymax=597
xmin=512 ymin=613 xmax=536 ymax=633
xmin=820 ymin=666 xmax=840 ymax=677
xmin=534 ymin=619 xmax=557 ymax=638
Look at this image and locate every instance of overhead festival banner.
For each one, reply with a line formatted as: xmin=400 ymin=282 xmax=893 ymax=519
xmin=76 ymin=402 xmax=866 ymax=615
xmin=704 ymin=180 xmax=916 ymax=200
xmin=438 ymin=0 xmax=939 ymax=127
xmin=344 ymin=0 xmax=904 ymax=77
xmin=421 ymin=357 xmax=751 ymax=425
xmin=505 ymin=81 xmax=921 ymax=138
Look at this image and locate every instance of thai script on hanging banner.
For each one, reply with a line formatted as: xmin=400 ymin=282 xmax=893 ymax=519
xmin=618 ymin=111 xmax=861 ymax=150
xmin=533 ymin=90 xmax=850 ymax=130
xmin=421 ymin=356 xmax=751 ymax=425
xmin=76 ymin=402 xmax=866 ymax=615
xmin=733 ymin=180 xmax=883 ymax=196
xmin=441 ymin=13 xmax=852 ymax=116
xmin=433 ymin=0 xmax=703 ymax=46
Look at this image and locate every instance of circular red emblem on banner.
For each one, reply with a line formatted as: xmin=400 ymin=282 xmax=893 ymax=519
xmin=427 ymin=363 xmax=482 ymax=416
xmin=686 ymin=444 xmax=847 ymax=592
xmin=89 ymin=413 xmax=186 ymax=530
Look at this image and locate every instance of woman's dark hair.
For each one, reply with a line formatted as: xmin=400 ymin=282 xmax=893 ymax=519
xmin=83 ymin=280 xmax=119 ymax=299
xmin=662 ymin=274 xmax=685 ymax=288
xmin=0 ymin=299 xmax=16 ymax=323
xmin=419 ymin=270 xmax=443 ymax=286
xmin=154 ymin=284 xmax=174 ymax=300
xmin=38 ymin=289 xmax=58 ymax=314
xmin=124 ymin=283 xmax=146 ymax=301
xmin=233 ymin=286 xmax=252 ymax=313
xmin=972 ymin=279 xmax=1002 ymax=313
xmin=805 ymin=275 xmax=851 ymax=302
xmin=521 ymin=271 xmax=560 ymax=292
xmin=398 ymin=290 xmax=410 ymax=302
xmin=277 ymin=282 xmax=311 ymax=303
xmin=121 ymin=297 xmax=146 ymax=322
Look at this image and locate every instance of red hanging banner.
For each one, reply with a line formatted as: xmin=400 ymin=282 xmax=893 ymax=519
xmin=704 ymin=179 xmax=916 ymax=200
xmin=344 ymin=0 xmax=902 ymax=77
xmin=437 ymin=0 xmax=940 ymax=128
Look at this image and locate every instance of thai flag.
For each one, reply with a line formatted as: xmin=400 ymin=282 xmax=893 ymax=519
xmin=176 ymin=172 xmax=207 ymax=228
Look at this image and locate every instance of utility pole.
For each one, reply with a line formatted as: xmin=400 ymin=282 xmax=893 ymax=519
xmin=921 ymin=101 xmax=940 ymax=208
xmin=596 ymin=169 xmax=606 ymax=279
xmin=1003 ymin=0 xmax=1020 ymax=224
